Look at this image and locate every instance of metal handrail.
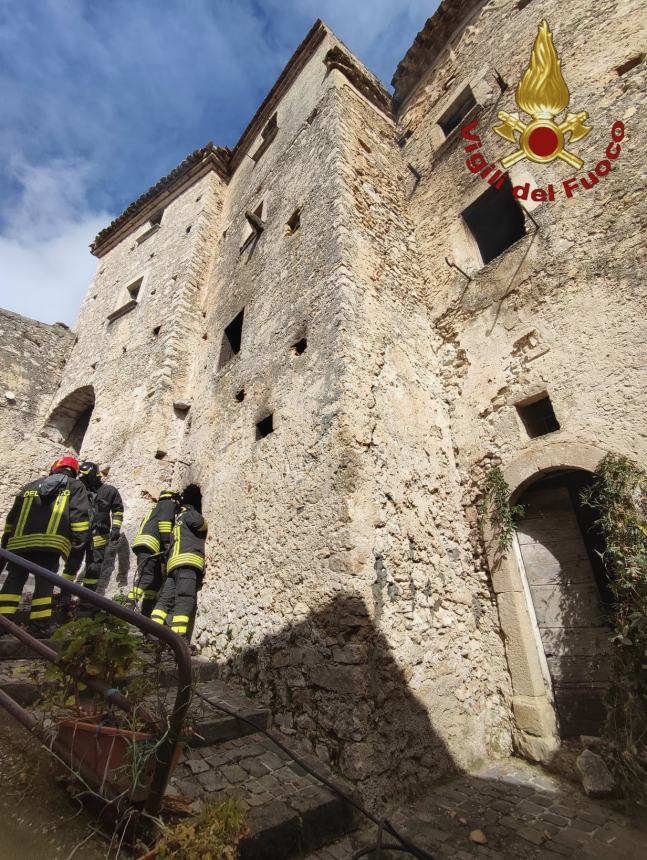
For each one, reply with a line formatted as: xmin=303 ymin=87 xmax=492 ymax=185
xmin=0 ymin=547 xmax=193 ymax=820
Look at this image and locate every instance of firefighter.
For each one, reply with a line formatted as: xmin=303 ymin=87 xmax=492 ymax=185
xmin=0 ymin=456 xmax=90 ymax=637
xmin=151 ymin=486 xmax=207 ymax=639
xmin=62 ymin=461 xmax=124 ymax=596
xmin=127 ymin=490 xmax=180 ymax=617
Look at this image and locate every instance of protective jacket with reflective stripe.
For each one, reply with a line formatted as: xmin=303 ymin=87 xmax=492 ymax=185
xmin=132 ymin=492 xmax=178 ymax=555
xmin=1 ymin=472 xmax=90 ymax=559
xmin=90 ymin=482 xmax=124 ymax=548
xmin=166 ymin=506 xmax=207 ymax=573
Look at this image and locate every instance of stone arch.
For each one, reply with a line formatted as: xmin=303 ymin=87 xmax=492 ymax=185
xmin=43 ymin=385 xmax=95 ymax=454
xmin=484 ymin=441 xmax=607 ymax=763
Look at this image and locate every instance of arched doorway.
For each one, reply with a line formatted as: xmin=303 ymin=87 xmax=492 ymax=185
xmin=515 ymin=469 xmax=610 ymax=737
xmin=43 ymin=386 xmax=95 ymax=453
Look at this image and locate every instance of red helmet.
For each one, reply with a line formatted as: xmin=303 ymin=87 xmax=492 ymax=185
xmin=50 ymin=456 xmax=80 ymax=476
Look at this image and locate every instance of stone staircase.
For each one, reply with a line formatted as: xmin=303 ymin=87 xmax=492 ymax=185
xmin=0 ymin=637 xmax=358 ymax=858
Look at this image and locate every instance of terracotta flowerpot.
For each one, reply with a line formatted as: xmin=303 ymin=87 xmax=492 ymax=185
xmin=56 ymin=717 xmax=182 ymax=801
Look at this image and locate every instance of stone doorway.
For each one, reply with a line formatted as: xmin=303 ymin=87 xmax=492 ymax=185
xmin=515 ymin=471 xmax=610 ymax=737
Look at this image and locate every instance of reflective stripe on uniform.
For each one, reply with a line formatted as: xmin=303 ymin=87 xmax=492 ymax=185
xmin=15 ymin=492 xmax=37 ymax=537
xmin=0 ymin=606 xmax=19 ymax=615
xmin=30 ymin=608 xmax=52 ymax=619
xmin=83 ymin=578 xmax=99 ymax=585
xmin=7 ymin=534 xmax=71 ymax=556
xmin=151 ymin=609 xmax=167 ymax=625
xmin=70 ymin=521 xmax=90 ymax=533
xmin=31 ymin=597 xmax=52 ymax=606
xmin=158 ymin=521 xmax=172 ymax=533
xmin=47 ymin=490 xmax=70 ymax=537
xmin=61 ymin=572 xmax=76 ymax=581
xmin=166 ymin=552 xmax=204 ymax=573
xmin=131 ymin=534 xmax=161 ymax=553
xmin=92 ymin=534 xmax=108 ymax=548
xmin=0 ymin=595 xmax=21 ymax=602
xmin=127 ymin=586 xmax=144 ymax=600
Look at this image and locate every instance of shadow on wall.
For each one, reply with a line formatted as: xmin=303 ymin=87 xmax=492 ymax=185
xmin=209 ymin=592 xmax=456 ymax=807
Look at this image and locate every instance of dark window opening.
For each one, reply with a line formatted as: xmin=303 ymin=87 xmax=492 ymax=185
xmin=462 ymin=177 xmax=526 ymax=265
xmin=155 ymin=449 xmax=167 ymax=460
xmin=127 ymin=278 xmax=143 ymax=301
xmin=235 ymin=388 xmax=246 ymax=402
xmin=306 ymin=108 xmax=318 ymax=125
xmin=516 ymin=0 xmax=534 ymax=9
xmin=358 ymin=138 xmax=371 ymax=153
xmin=252 ymin=113 xmax=278 ymax=162
xmin=438 ymin=87 xmax=477 ymax=137
xmin=43 ymin=386 xmax=95 ymax=453
xmin=152 ymin=325 xmax=161 ymax=336
xmin=396 ymin=129 xmax=413 ymax=147
xmin=218 ymin=308 xmax=245 ymax=368
xmin=256 ymin=413 xmax=274 ymax=440
xmin=149 ymin=209 xmax=164 ymax=226
xmin=286 ymin=208 xmax=301 ymax=234
xmin=67 ymin=406 xmax=93 ymax=454
xmin=516 ymin=394 xmax=560 ymax=438
xmin=182 ymin=484 xmax=202 ymax=513
xmin=616 ymin=53 xmax=644 ymax=76
xmin=291 ymin=338 xmax=307 ymax=356
xmin=241 ymin=202 xmax=265 ymax=253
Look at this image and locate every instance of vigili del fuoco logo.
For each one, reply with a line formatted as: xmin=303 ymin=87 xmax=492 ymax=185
xmin=460 ymin=19 xmax=625 ymax=201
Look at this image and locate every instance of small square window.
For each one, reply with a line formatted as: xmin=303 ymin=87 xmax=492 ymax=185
xmin=438 ymin=87 xmax=477 ymax=138
xmin=149 ymin=209 xmax=164 ymax=226
xmin=256 ymin=413 xmax=274 ymax=440
xmin=218 ymin=308 xmax=245 ymax=368
xmin=516 ymin=394 xmax=560 ymax=438
xmin=251 ymin=113 xmax=278 ymax=163
xmin=462 ymin=178 xmax=526 ymax=265
xmin=107 ymin=276 xmax=143 ymax=322
xmin=127 ymin=278 xmax=142 ymax=302
xmin=235 ymin=388 xmax=246 ymax=403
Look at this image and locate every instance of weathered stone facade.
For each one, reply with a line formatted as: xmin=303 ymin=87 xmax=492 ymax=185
xmin=1 ymin=1 xmax=644 ymax=805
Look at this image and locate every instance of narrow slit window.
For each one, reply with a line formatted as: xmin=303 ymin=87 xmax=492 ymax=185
xmin=149 ymin=209 xmax=164 ymax=226
xmin=127 ymin=278 xmax=142 ymax=301
xmin=286 ymin=208 xmax=301 ymax=234
xmin=516 ymin=394 xmax=560 ymax=438
xmin=462 ymin=177 xmax=526 ymax=265
xmin=218 ymin=309 xmax=245 ymax=368
xmin=438 ymin=87 xmax=477 ymax=138
xmin=256 ymin=413 xmax=274 ymax=440
xmin=615 ymin=54 xmax=644 ymax=76
xmin=291 ymin=338 xmax=307 ymax=355
xmin=251 ymin=113 xmax=278 ymax=163
xmin=107 ymin=276 xmax=143 ymax=322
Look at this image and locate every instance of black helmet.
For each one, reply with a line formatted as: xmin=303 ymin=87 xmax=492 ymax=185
xmin=79 ymin=461 xmax=100 ymax=484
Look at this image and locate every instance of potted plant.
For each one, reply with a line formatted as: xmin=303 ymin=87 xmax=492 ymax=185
xmin=40 ymin=610 xmax=182 ymax=801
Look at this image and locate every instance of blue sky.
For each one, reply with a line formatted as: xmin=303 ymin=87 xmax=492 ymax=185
xmin=0 ymin=0 xmax=437 ymax=325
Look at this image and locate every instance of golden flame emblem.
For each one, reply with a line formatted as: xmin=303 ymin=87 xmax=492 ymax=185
xmin=494 ymin=20 xmax=591 ymax=169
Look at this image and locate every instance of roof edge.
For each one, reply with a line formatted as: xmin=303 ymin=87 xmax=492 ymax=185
xmin=392 ymin=0 xmax=486 ymax=112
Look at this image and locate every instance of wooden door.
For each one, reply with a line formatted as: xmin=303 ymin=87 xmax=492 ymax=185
xmin=516 ymin=481 xmax=610 ymax=736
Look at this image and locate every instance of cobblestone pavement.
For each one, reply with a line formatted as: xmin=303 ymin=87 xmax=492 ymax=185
xmin=302 ymin=758 xmax=646 ymax=859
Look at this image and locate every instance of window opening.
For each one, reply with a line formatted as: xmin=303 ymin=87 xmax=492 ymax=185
xmin=516 ymin=394 xmax=560 ymax=438
xmin=291 ymin=338 xmax=307 ymax=356
xmin=616 ymin=54 xmax=643 ymax=76
xmin=218 ymin=308 xmax=245 ymax=368
xmin=438 ymin=87 xmax=477 ymax=137
xmin=235 ymin=388 xmax=246 ymax=403
xmin=256 ymin=413 xmax=274 ymax=440
xmin=462 ymin=177 xmax=526 ymax=265
xmin=286 ymin=208 xmax=301 ymax=234
xmin=251 ymin=113 xmax=278 ymax=162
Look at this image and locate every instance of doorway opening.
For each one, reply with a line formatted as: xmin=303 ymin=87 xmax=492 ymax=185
xmin=515 ymin=470 xmax=610 ymax=737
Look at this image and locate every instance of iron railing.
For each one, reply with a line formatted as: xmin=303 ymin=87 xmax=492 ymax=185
xmin=0 ymin=547 xmax=193 ymax=822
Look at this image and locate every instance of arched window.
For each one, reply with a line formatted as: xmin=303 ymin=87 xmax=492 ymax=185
xmin=43 ymin=386 xmax=95 ymax=454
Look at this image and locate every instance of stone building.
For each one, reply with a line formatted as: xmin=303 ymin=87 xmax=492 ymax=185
xmin=0 ymin=0 xmax=644 ymax=804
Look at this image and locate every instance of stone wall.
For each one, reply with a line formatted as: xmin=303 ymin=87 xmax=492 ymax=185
xmin=395 ymin=0 xmax=646 ymax=756
xmin=0 ymin=309 xmax=74 ymax=511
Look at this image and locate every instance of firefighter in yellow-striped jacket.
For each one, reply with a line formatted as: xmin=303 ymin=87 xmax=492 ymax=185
xmin=127 ymin=490 xmax=180 ymax=617
xmin=62 ymin=461 xmax=124 ymax=597
xmin=152 ymin=487 xmax=207 ymax=639
xmin=0 ymin=457 xmax=90 ymax=637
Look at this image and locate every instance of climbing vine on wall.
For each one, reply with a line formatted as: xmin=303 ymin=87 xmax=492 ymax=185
xmin=581 ymin=454 xmax=647 ymax=797
xmin=480 ymin=466 xmax=524 ymax=553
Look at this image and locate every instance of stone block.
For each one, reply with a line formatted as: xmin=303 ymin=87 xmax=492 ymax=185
xmin=513 ymin=695 xmax=558 ymax=737
xmin=576 ymin=750 xmax=616 ymax=798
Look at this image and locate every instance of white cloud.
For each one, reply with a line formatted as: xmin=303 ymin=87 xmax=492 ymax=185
xmin=0 ymin=160 xmax=111 ymax=325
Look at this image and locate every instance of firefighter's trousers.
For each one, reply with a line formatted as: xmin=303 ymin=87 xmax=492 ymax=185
xmin=0 ymin=550 xmax=61 ymax=622
xmin=128 ymin=549 xmax=163 ymax=617
xmin=63 ymin=538 xmax=108 ymax=591
xmin=151 ymin=565 xmax=201 ymax=637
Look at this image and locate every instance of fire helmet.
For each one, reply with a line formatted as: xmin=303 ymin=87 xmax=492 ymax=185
xmin=79 ymin=461 xmax=99 ymax=481
xmin=50 ymin=456 xmax=80 ymax=476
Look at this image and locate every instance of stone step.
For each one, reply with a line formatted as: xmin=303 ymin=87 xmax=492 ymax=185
xmin=167 ymin=731 xmax=358 ymax=859
xmin=0 ymin=637 xmax=61 ymax=661
xmin=182 ymin=678 xmax=271 ymax=747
